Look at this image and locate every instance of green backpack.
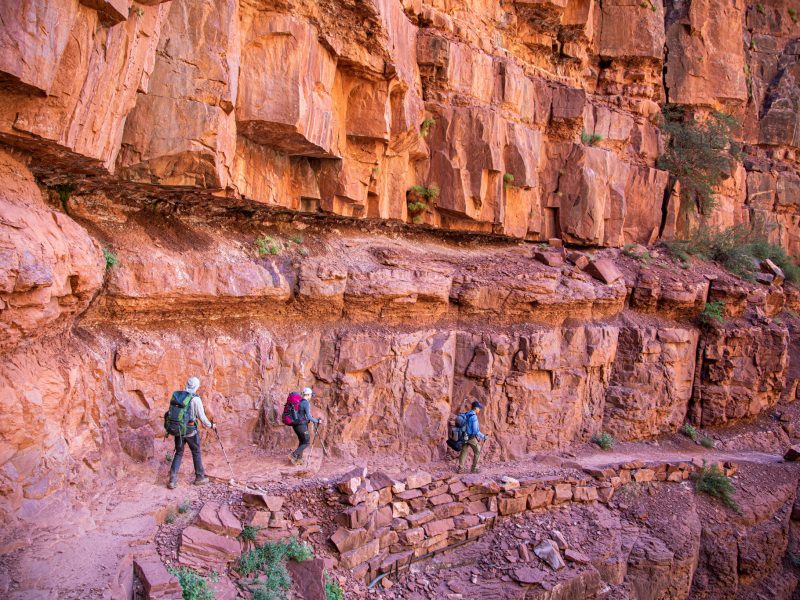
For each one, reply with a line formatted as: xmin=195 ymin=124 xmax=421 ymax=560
xmin=163 ymin=391 xmax=195 ymax=437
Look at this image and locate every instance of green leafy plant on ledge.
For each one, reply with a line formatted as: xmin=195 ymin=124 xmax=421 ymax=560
xmin=691 ymin=462 xmax=738 ymax=512
xmin=700 ymin=300 xmax=725 ymax=325
xmin=420 ymin=118 xmax=436 ymax=138
xmin=255 ymin=235 xmax=281 ymax=256
xmin=580 ymin=130 xmax=603 ymax=146
xmin=591 ymin=431 xmax=615 ymax=450
xmin=406 ymin=184 xmax=440 ymax=224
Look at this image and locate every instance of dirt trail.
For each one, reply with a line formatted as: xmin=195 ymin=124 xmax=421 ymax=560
xmin=0 ymin=432 xmax=791 ymax=599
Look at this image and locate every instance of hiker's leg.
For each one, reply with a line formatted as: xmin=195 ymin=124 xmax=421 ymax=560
xmin=470 ymin=438 xmax=481 ymax=472
xmin=458 ymin=442 xmax=470 ymax=471
xmin=169 ymin=436 xmax=184 ymax=479
xmin=295 ymin=424 xmax=311 ymax=460
xmin=290 ymin=424 xmax=304 ymax=459
xmin=186 ymin=433 xmax=204 ymax=477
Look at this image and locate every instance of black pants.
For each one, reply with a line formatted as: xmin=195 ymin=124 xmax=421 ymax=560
xmin=169 ymin=433 xmax=204 ymax=479
xmin=291 ymin=423 xmax=311 ymax=459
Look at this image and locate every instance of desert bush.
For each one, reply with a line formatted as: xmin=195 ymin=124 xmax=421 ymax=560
xmin=239 ymin=525 xmax=262 ymax=542
xmin=178 ymin=499 xmax=191 ymax=514
xmin=103 ymin=247 xmax=119 ymax=270
xmin=622 ymin=244 xmax=651 ymax=263
xmin=325 ymin=575 xmax=345 ymax=600
xmin=420 ymin=118 xmax=436 ymax=138
xmin=664 ymin=224 xmax=800 ymax=284
xmin=503 ymin=173 xmax=515 ymax=189
xmin=255 ymin=235 xmax=281 ymax=256
xmin=580 ymin=130 xmax=603 ymax=146
xmin=680 ymin=423 xmax=699 ymax=441
xmin=169 ymin=567 xmax=217 ymax=600
xmin=700 ymin=436 xmax=716 ymax=449
xmin=691 ymin=462 xmax=738 ymax=510
xmin=657 ymin=106 xmax=741 ymax=217
xmin=591 ymin=432 xmax=615 ymax=450
xmin=700 ymin=301 xmax=725 ymax=325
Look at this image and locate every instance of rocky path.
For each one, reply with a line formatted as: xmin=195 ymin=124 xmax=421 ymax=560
xmin=0 ymin=430 xmax=791 ymax=599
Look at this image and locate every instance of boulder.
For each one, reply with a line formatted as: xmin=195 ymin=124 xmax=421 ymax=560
xmin=133 ymin=556 xmax=182 ymax=600
xmin=195 ymin=502 xmax=242 ymax=538
xmin=534 ymin=539 xmax=566 ymax=570
xmin=784 ymin=446 xmax=800 ymax=462
xmin=585 ymin=258 xmax=623 ymax=285
xmin=178 ymin=526 xmax=241 ymax=571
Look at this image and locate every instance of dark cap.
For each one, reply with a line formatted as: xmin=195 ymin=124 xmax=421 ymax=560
xmin=471 ymin=401 xmax=483 ymax=409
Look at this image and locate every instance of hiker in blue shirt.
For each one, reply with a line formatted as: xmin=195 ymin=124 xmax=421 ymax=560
xmin=458 ymin=401 xmax=491 ymax=473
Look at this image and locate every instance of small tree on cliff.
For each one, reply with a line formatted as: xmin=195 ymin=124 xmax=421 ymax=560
xmin=657 ymin=105 xmax=741 ymax=218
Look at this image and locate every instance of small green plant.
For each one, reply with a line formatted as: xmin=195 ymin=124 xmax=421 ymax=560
xmin=657 ymin=106 xmax=741 ymax=217
xmin=165 ymin=511 xmax=176 ymax=524
xmin=680 ymin=423 xmax=699 ymax=441
xmin=749 ymin=39 xmax=757 ymax=50
xmin=406 ymin=184 xmax=440 ymax=221
xmin=255 ymin=235 xmax=281 ymax=256
xmin=53 ymin=183 xmax=75 ymax=208
xmin=700 ymin=301 xmax=725 ymax=324
xmin=591 ymin=432 xmax=615 ymax=450
xmin=622 ymin=244 xmax=651 ymax=263
xmin=691 ymin=462 xmax=738 ymax=511
xmin=700 ymin=436 xmax=716 ymax=449
xmin=325 ymin=574 xmax=345 ymax=600
xmin=756 ymin=3 xmax=765 ymax=15
xmin=103 ymin=247 xmax=119 ymax=270
xmin=298 ymin=247 xmax=310 ymax=257
xmin=420 ymin=117 xmax=436 ymax=138
xmin=130 ymin=6 xmax=145 ymax=17
xmin=289 ymin=234 xmax=305 ymax=244
xmin=169 ymin=566 xmax=217 ymax=600
xmin=664 ymin=224 xmax=800 ymax=284
xmin=239 ymin=525 xmax=263 ymax=542
xmin=789 ymin=8 xmax=798 ymax=23
xmin=178 ymin=499 xmax=191 ymax=514
xmin=165 ymin=452 xmax=173 ymax=463
xmin=580 ymin=130 xmax=603 ymax=146
xmin=238 ymin=538 xmax=314 ymax=599
xmin=503 ymin=173 xmax=515 ymax=190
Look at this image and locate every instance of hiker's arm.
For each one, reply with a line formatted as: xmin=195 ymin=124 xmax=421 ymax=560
xmin=300 ymin=399 xmax=319 ymax=424
xmin=192 ymin=397 xmax=214 ymax=428
xmin=470 ymin=414 xmax=487 ymax=440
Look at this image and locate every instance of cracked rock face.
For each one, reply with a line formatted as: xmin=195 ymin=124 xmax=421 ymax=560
xmin=0 ymin=0 xmax=799 ymax=575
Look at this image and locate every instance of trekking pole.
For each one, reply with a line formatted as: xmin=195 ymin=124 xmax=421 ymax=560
xmin=214 ymin=427 xmax=236 ymax=484
xmin=315 ymin=421 xmax=330 ymax=457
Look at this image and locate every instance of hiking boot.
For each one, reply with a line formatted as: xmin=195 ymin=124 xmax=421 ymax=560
xmin=287 ymin=453 xmax=298 ymax=465
xmin=470 ymin=467 xmax=481 ymax=474
xmin=193 ymin=476 xmax=209 ymax=486
xmin=167 ymin=478 xmax=178 ymax=490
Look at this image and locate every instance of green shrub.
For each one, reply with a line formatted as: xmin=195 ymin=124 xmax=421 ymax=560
xmin=420 ymin=118 xmax=436 ymax=138
xmin=691 ymin=462 xmax=738 ymax=510
xmin=503 ymin=173 xmax=515 ymax=190
xmin=790 ymin=8 xmax=798 ymax=23
xmin=165 ymin=511 xmax=176 ymax=524
xmin=406 ymin=184 xmax=440 ymax=221
xmin=103 ymin=247 xmax=119 ymax=270
xmin=700 ymin=436 xmax=716 ymax=449
xmin=700 ymin=301 xmax=725 ymax=325
xmin=289 ymin=234 xmax=304 ymax=245
xmin=756 ymin=3 xmax=765 ymax=15
xmin=325 ymin=575 xmax=345 ymax=600
xmin=591 ymin=432 xmax=615 ymax=450
xmin=255 ymin=235 xmax=281 ymax=256
xmin=664 ymin=224 xmax=800 ymax=284
xmin=680 ymin=423 xmax=699 ymax=441
xmin=298 ymin=247 xmax=310 ymax=257
xmin=657 ymin=106 xmax=740 ymax=216
xmin=238 ymin=538 xmax=314 ymax=599
xmin=169 ymin=567 xmax=217 ymax=600
xmin=178 ymin=499 xmax=191 ymax=514
xmin=239 ymin=525 xmax=262 ymax=542
xmin=580 ymin=130 xmax=603 ymax=146
xmin=53 ymin=183 xmax=76 ymax=207
xmin=622 ymin=244 xmax=651 ymax=263
xmin=165 ymin=452 xmax=173 ymax=463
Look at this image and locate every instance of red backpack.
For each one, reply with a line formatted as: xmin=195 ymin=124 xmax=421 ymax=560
xmin=281 ymin=392 xmax=302 ymax=425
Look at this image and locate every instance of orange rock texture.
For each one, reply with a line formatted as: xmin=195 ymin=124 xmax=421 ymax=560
xmin=0 ymin=0 xmax=799 ymax=539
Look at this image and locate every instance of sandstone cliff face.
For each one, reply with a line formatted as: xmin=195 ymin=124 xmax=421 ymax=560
xmin=0 ymin=0 xmax=796 ymax=250
xmin=0 ymin=0 xmax=799 ymax=571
